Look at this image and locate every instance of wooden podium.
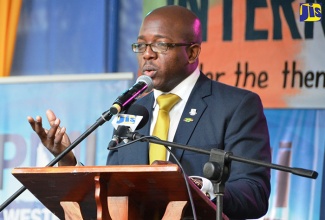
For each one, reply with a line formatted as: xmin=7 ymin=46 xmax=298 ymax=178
xmin=12 ymin=164 xmax=226 ymax=220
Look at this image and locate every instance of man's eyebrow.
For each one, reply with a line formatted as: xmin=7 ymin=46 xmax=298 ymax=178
xmin=137 ymin=34 xmax=172 ymax=41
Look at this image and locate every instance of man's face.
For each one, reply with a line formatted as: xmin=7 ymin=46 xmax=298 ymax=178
xmin=136 ymin=16 xmax=191 ymax=92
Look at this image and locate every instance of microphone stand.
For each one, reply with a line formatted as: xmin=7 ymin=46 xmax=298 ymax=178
xmin=0 ymin=110 xmax=113 ymax=212
xmin=126 ymin=133 xmax=318 ymax=220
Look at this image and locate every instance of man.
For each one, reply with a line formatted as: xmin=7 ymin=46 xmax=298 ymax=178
xmin=28 ymin=5 xmax=271 ymax=219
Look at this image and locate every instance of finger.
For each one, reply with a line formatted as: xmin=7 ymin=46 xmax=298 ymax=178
xmin=27 ymin=116 xmax=36 ymax=130
xmin=53 ymin=126 xmax=66 ymax=146
xmin=28 ymin=115 xmax=49 ymax=144
xmin=46 ymin=118 xmax=61 ymax=143
xmin=28 ymin=115 xmax=45 ymax=134
xmin=33 ymin=116 xmax=45 ymax=133
xmin=27 ymin=116 xmax=34 ymax=123
xmin=46 ymin=109 xmax=58 ymax=126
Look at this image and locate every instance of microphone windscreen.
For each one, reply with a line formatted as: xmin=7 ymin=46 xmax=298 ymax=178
xmin=125 ymin=104 xmax=149 ymax=130
xmin=136 ymin=75 xmax=154 ymax=92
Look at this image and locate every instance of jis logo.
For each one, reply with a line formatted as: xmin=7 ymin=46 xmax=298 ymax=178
xmin=116 ymin=114 xmax=136 ymax=125
xmin=300 ymin=3 xmax=322 ymax=22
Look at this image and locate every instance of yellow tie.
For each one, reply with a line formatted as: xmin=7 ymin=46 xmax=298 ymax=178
xmin=149 ymin=93 xmax=180 ymax=164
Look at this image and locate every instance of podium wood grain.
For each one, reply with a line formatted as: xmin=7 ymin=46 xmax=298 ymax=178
xmin=12 ymin=165 xmax=220 ymax=219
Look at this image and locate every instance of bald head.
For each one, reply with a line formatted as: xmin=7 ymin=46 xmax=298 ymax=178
xmin=144 ymin=5 xmax=202 ymax=44
xmin=136 ymin=5 xmax=202 ymax=92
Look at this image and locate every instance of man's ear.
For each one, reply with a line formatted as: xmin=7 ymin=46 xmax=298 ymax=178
xmin=187 ymin=44 xmax=201 ymax=64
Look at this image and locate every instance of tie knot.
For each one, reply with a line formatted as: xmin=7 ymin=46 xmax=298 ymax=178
xmin=156 ymin=94 xmax=180 ymax=112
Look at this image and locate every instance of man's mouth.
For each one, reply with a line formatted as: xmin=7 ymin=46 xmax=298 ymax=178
xmin=143 ymin=70 xmax=156 ymax=77
xmin=143 ymin=65 xmax=157 ymax=78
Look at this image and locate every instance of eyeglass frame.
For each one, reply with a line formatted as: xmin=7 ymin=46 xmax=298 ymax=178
xmin=131 ymin=42 xmax=195 ymax=53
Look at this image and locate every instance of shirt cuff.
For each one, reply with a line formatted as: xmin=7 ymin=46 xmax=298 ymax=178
xmin=189 ymin=175 xmax=216 ymax=200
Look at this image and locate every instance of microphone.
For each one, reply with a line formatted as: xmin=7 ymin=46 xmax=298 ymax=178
xmin=108 ymin=104 xmax=149 ymax=148
xmin=109 ymin=75 xmax=153 ymax=115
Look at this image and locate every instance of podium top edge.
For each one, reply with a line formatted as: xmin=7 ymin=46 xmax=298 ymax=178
xmin=12 ymin=164 xmax=181 ymax=174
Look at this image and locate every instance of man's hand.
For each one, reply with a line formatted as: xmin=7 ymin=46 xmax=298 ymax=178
xmin=27 ymin=109 xmax=76 ymax=166
xmin=189 ymin=176 xmax=215 ymax=199
xmin=151 ymin=160 xmax=173 ymax=165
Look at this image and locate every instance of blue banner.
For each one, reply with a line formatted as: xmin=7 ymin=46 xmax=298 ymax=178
xmin=0 ymin=74 xmax=132 ymax=220
xmin=264 ymin=109 xmax=325 ymax=220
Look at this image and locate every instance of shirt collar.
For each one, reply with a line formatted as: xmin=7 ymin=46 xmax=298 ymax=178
xmin=153 ymin=67 xmax=200 ymax=108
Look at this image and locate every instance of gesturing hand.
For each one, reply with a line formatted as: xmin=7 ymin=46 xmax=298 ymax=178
xmin=27 ymin=109 xmax=76 ymax=166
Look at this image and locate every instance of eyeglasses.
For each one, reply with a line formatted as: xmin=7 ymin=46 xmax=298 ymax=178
xmin=132 ymin=42 xmax=194 ymax=53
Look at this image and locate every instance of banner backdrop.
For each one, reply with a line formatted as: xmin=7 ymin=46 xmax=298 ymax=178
xmin=143 ymin=0 xmax=325 ymax=108
xmin=0 ymin=74 xmax=132 ymax=220
xmin=263 ymin=109 xmax=324 ymax=220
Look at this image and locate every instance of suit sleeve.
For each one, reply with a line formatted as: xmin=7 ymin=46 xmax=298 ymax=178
xmin=222 ymin=92 xmax=271 ymax=219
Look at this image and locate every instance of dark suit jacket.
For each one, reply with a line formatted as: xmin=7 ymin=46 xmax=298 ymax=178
xmin=107 ymin=73 xmax=271 ymax=219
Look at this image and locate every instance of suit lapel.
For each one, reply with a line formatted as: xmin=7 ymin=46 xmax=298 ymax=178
xmin=171 ymin=73 xmax=212 ymax=161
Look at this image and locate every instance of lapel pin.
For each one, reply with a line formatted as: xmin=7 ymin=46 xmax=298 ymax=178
xmin=183 ymin=118 xmax=194 ymax=122
xmin=189 ymin=109 xmax=197 ymax=116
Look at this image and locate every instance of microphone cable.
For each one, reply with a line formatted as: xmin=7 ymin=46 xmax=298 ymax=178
xmin=108 ymin=135 xmax=198 ymax=220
